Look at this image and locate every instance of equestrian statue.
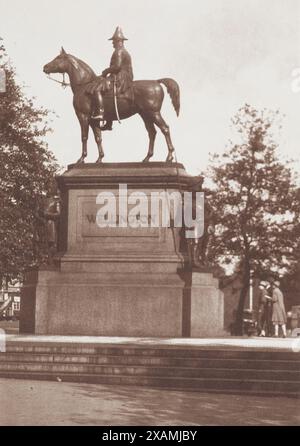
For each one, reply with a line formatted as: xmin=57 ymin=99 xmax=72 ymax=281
xmin=43 ymin=27 xmax=180 ymax=164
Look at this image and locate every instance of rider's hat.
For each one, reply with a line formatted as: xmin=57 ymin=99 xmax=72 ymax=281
xmin=109 ymin=26 xmax=128 ymax=41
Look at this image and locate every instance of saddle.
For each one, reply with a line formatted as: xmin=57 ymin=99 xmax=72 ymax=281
xmin=103 ymin=78 xmax=134 ymax=104
xmin=86 ymin=76 xmax=133 ymax=103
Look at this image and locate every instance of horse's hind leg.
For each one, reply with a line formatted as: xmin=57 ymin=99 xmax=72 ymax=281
xmin=140 ymin=114 xmax=157 ymax=162
xmin=150 ymin=112 xmax=175 ymax=162
xmin=90 ymin=121 xmax=104 ymax=163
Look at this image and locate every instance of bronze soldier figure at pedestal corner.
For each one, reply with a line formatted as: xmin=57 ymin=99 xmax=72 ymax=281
xmin=183 ymin=176 xmax=215 ymax=269
xmin=44 ymin=194 xmax=61 ymax=266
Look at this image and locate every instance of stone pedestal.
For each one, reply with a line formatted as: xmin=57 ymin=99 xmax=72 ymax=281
xmin=20 ymin=162 xmax=224 ymax=337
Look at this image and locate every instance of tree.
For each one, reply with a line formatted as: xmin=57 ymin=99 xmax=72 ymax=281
xmin=204 ymin=104 xmax=299 ymax=334
xmin=280 ymin=187 xmax=300 ymax=306
xmin=0 ymin=39 xmax=58 ymax=285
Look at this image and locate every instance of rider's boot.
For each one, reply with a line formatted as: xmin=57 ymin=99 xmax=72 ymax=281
xmin=91 ymin=107 xmax=105 ymax=121
xmin=91 ymin=92 xmax=105 ymax=121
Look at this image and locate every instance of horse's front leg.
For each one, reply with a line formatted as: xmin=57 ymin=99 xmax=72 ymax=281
xmin=76 ymin=113 xmax=89 ymax=164
xmin=90 ymin=121 xmax=104 ymax=163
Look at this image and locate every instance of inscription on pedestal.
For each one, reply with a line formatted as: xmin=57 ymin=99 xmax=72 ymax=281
xmin=82 ymin=200 xmax=159 ymax=238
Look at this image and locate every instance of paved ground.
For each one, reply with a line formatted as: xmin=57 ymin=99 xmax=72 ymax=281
xmin=3 ymin=332 xmax=300 ymax=351
xmin=0 ymin=378 xmax=299 ymax=426
xmin=1 ymin=320 xmax=299 ymax=351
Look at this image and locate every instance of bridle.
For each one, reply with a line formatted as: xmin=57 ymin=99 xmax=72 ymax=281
xmin=46 ymin=55 xmax=91 ymax=88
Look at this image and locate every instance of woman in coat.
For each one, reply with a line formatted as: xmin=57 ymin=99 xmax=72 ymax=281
xmin=272 ymin=280 xmax=287 ymax=338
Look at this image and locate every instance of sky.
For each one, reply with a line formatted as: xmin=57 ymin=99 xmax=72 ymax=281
xmin=1 ymin=0 xmax=300 ymax=175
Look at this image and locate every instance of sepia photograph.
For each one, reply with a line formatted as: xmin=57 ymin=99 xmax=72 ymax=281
xmin=0 ymin=0 xmax=299 ymax=431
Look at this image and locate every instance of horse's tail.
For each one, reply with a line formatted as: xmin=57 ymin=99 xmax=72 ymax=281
xmin=157 ymin=78 xmax=180 ymax=116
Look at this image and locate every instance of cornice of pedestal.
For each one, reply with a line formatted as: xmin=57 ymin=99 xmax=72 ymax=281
xmin=56 ymin=162 xmax=204 ymax=191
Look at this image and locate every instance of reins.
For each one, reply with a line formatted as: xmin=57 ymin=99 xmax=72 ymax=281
xmin=47 ymin=73 xmax=70 ymax=89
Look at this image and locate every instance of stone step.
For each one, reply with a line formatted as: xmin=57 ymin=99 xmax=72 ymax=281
xmin=0 ymin=370 xmax=299 ymax=396
xmin=0 ymin=352 xmax=299 ymax=371
xmin=0 ymin=361 xmax=299 ymax=381
xmin=5 ymin=344 xmax=300 ymax=361
xmin=2 ymin=341 xmax=299 ymax=396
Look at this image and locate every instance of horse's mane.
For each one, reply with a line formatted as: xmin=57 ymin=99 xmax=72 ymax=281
xmin=67 ymin=54 xmax=96 ymax=80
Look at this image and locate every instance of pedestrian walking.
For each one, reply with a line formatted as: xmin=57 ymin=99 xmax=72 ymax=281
xmin=272 ymin=280 xmax=287 ymax=338
xmin=257 ymin=281 xmax=272 ymax=336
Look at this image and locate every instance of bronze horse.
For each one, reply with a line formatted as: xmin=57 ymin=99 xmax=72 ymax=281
xmin=43 ymin=48 xmax=180 ymax=164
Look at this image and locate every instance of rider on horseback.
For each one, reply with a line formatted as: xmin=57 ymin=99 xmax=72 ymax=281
xmin=91 ymin=26 xmax=134 ymax=130
xmin=44 ymin=33 xmax=179 ymax=163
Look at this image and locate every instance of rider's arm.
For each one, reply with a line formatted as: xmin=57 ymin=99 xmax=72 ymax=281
xmin=102 ymin=50 xmax=122 ymax=76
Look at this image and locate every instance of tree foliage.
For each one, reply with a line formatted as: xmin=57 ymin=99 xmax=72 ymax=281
xmin=204 ymin=104 xmax=299 ymax=333
xmin=0 ymin=40 xmax=58 ymax=283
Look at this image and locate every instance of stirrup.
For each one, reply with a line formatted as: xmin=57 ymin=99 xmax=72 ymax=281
xmin=91 ymin=109 xmax=104 ymax=120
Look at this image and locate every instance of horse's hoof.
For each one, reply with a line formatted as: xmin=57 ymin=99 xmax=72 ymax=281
xmin=96 ymin=157 xmax=104 ymax=164
xmin=76 ymin=158 xmax=85 ymax=165
xmin=142 ymin=157 xmax=150 ymax=163
xmin=166 ymin=154 xmax=174 ymax=163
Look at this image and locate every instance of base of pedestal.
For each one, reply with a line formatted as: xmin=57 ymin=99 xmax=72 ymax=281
xmin=20 ymin=269 xmax=224 ymax=337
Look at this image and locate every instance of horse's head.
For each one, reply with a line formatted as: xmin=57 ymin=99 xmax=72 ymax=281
xmin=43 ymin=47 xmax=69 ymax=75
